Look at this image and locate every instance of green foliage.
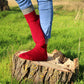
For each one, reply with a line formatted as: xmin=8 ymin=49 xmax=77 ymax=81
xmin=0 ymin=6 xmax=84 ymax=84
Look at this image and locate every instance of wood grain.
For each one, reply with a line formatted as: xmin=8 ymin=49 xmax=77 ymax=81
xmin=12 ymin=49 xmax=79 ymax=84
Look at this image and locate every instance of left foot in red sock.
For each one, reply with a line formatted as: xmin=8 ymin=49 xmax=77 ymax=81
xmin=19 ymin=44 xmax=47 ymax=61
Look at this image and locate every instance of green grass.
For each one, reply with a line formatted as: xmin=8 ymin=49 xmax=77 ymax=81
xmin=0 ymin=6 xmax=84 ymax=84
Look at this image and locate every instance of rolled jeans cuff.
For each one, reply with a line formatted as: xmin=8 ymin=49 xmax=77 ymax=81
xmin=15 ymin=0 xmax=32 ymax=10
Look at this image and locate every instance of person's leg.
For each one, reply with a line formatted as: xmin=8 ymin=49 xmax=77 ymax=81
xmin=15 ymin=0 xmax=48 ymax=61
xmin=37 ymin=0 xmax=53 ymax=42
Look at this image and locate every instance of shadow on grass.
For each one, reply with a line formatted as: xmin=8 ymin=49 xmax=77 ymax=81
xmin=79 ymin=65 xmax=84 ymax=81
xmin=6 ymin=81 xmax=10 ymax=84
xmin=64 ymin=50 xmax=77 ymax=60
xmin=27 ymin=34 xmax=32 ymax=40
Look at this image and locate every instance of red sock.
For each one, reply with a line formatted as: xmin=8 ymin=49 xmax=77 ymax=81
xmin=19 ymin=10 xmax=48 ymax=61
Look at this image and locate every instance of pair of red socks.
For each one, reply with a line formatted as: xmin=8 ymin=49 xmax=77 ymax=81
xmin=19 ymin=10 xmax=48 ymax=61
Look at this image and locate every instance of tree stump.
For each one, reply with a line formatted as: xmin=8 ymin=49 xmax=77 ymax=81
xmin=12 ymin=49 xmax=79 ymax=84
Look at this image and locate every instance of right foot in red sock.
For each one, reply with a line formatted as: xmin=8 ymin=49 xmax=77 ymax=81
xmin=18 ymin=9 xmax=48 ymax=61
xmin=19 ymin=44 xmax=48 ymax=61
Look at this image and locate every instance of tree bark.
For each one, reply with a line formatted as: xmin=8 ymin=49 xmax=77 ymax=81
xmin=12 ymin=49 xmax=79 ymax=84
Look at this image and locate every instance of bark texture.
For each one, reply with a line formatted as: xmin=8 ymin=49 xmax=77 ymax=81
xmin=12 ymin=49 xmax=79 ymax=84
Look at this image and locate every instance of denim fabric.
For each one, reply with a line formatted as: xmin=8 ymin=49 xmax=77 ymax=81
xmin=15 ymin=0 xmax=53 ymax=39
xmin=37 ymin=0 xmax=53 ymax=39
xmin=15 ymin=0 xmax=32 ymax=10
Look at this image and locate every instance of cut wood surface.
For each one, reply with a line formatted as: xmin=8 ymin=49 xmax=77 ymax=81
xmin=12 ymin=49 xmax=79 ymax=84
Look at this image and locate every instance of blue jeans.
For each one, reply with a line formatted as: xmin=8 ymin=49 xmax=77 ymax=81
xmin=16 ymin=0 xmax=53 ymax=39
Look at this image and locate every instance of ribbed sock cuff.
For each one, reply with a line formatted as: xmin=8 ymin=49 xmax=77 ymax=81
xmin=22 ymin=5 xmax=34 ymax=15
